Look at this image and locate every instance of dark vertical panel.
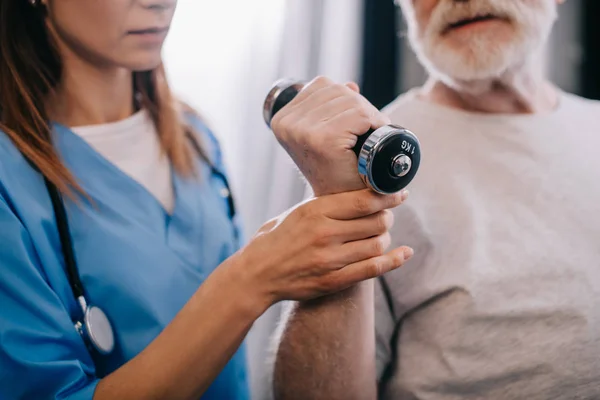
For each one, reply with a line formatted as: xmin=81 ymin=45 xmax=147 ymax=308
xmin=360 ymin=0 xmax=400 ymax=109
xmin=580 ymin=0 xmax=600 ymax=100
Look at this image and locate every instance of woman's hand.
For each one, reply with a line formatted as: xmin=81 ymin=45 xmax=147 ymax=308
xmin=230 ymin=188 xmax=413 ymax=307
xmin=270 ymin=76 xmax=391 ymax=196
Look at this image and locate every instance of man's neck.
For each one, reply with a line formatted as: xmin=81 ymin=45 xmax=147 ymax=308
xmin=418 ymin=67 xmax=559 ymax=115
xmin=47 ymin=43 xmax=135 ymax=128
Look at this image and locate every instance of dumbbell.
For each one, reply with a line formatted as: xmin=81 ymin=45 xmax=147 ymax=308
xmin=262 ymin=78 xmax=421 ymax=195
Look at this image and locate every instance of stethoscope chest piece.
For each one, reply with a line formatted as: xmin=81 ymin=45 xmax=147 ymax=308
xmin=76 ymin=296 xmax=115 ymax=355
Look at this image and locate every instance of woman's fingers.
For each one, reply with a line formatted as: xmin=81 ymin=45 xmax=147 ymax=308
xmin=333 ymin=246 xmax=414 ymax=288
xmin=332 ymin=232 xmax=393 ymax=267
xmin=330 ymin=211 xmax=394 ymax=243
xmin=320 ymin=189 xmax=408 ymax=220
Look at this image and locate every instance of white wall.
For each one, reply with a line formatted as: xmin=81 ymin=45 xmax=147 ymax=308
xmin=162 ymin=0 xmax=287 ymax=199
xmin=162 ymin=2 xmax=366 ymax=399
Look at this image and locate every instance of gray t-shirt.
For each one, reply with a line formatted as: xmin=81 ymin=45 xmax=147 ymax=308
xmin=375 ymin=90 xmax=600 ymax=399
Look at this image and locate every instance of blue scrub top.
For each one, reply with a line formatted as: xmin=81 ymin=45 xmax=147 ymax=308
xmin=0 ymin=115 xmax=250 ymax=399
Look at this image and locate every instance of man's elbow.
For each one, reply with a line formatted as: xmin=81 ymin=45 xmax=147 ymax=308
xmin=269 ymin=303 xmax=305 ymax=400
xmin=272 ymin=342 xmax=378 ymax=400
xmin=271 ymin=355 xmax=294 ymax=400
xmin=270 ymin=330 xmax=312 ymax=400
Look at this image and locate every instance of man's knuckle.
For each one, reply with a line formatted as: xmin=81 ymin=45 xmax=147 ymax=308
xmin=273 ymin=114 xmax=299 ymax=141
xmin=326 ymin=83 xmax=342 ymax=95
xmin=349 ymin=105 xmax=368 ymax=120
xmin=351 ymin=109 xmax=372 ymax=130
xmin=313 ymin=76 xmax=332 ymax=88
xmin=270 ymin=114 xmax=284 ymax=135
xmin=338 ymin=95 xmax=355 ymax=110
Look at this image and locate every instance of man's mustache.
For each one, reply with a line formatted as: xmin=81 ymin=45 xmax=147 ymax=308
xmin=429 ymin=1 xmax=515 ymax=35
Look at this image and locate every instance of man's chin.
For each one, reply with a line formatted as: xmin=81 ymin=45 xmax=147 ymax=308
xmin=416 ymin=40 xmax=527 ymax=88
xmin=430 ymin=58 xmax=508 ymax=83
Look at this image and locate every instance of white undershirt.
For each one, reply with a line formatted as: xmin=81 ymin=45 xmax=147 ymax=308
xmin=71 ymin=110 xmax=175 ymax=213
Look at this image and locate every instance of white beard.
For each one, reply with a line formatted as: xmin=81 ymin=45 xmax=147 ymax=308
xmin=399 ymin=0 xmax=558 ymax=94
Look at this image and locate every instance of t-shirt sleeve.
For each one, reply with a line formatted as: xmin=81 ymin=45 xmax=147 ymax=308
xmin=375 ymin=276 xmax=397 ymax=381
xmin=374 ymin=201 xmax=432 ymax=383
xmin=0 ymin=195 xmax=99 ymax=400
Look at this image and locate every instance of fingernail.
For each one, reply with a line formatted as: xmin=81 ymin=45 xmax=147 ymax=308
xmin=401 ymin=189 xmax=410 ymax=201
xmin=403 ymin=247 xmax=414 ymax=259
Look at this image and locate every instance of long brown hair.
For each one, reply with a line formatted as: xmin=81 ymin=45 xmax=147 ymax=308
xmin=0 ymin=0 xmax=196 ymax=199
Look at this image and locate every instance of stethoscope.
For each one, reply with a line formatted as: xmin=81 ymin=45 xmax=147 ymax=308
xmin=44 ymin=132 xmax=237 ymax=356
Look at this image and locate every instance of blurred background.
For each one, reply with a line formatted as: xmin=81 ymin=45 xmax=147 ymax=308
xmin=162 ymin=1 xmax=599 ymax=398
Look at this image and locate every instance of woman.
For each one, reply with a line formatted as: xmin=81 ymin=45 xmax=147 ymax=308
xmin=0 ymin=1 xmax=412 ymax=399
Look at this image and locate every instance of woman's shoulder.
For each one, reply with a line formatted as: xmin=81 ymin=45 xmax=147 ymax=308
xmin=0 ymin=128 xmax=33 ymax=185
xmin=0 ymin=127 xmax=24 ymax=160
xmin=0 ymin=128 xmax=50 ymax=215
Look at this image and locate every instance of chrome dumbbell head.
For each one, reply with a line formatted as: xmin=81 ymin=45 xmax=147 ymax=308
xmin=263 ymin=79 xmax=421 ymax=194
xmin=358 ymin=125 xmax=421 ymax=194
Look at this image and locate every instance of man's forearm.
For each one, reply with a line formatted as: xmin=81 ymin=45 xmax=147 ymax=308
xmin=273 ymin=280 xmax=377 ymax=400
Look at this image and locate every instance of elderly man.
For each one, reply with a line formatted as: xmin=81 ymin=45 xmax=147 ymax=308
xmin=271 ymin=0 xmax=600 ymax=399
